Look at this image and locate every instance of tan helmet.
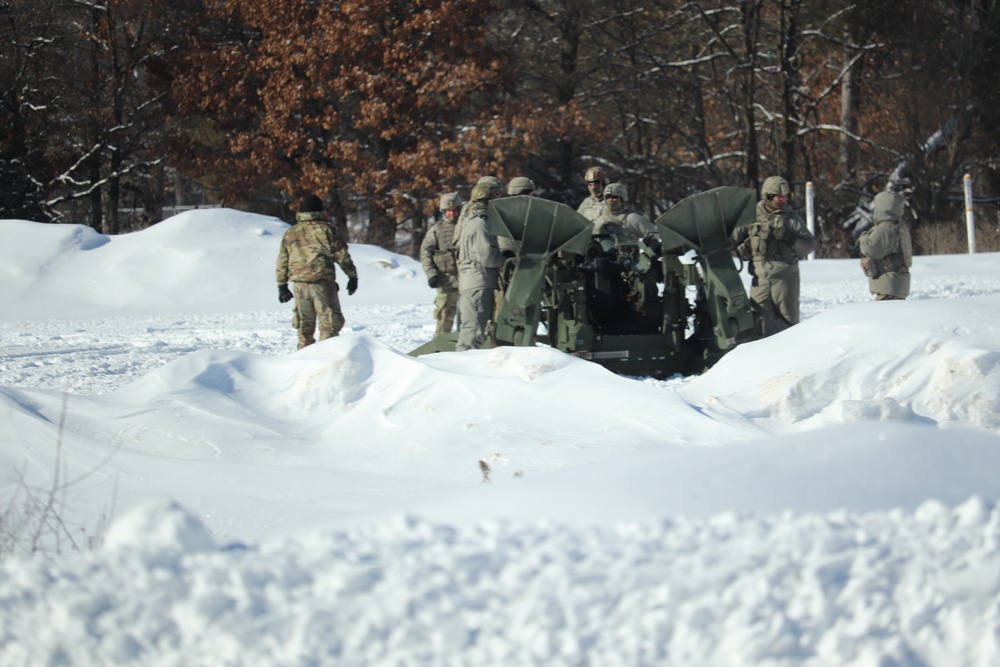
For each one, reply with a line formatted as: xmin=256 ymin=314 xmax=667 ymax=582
xmin=507 ymin=176 xmax=535 ymax=196
xmin=603 ymin=182 xmax=628 ymax=203
xmin=761 ymin=176 xmax=791 ymax=198
xmin=470 ymin=182 xmax=498 ymax=202
xmin=439 ymin=191 xmax=462 ymax=212
xmin=476 ymin=175 xmax=503 ymax=190
xmin=584 ymin=166 xmax=607 ymax=184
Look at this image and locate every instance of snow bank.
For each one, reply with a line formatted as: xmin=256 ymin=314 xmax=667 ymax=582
xmin=3 ymin=498 xmax=1000 ymax=666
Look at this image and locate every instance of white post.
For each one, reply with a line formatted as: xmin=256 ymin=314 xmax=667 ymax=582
xmin=805 ymin=181 xmax=816 ymax=260
xmin=964 ymin=173 xmax=976 ymax=254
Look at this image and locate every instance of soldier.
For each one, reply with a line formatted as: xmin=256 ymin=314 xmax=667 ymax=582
xmin=420 ymin=192 xmax=462 ymax=336
xmin=731 ymin=176 xmax=815 ymax=337
xmin=454 ymin=175 xmax=503 ymax=246
xmin=506 ymin=176 xmax=535 ymax=196
xmin=859 ymin=190 xmax=912 ymax=300
xmin=276 ymin=194 xmax=358 ymax=349
xmin=577 ymin=166 xmax=608 ymax=222
xmin=455 ymin=181 xmax=505 ymax=351
xmin=592 ymin=183 xmax=657 ymax=242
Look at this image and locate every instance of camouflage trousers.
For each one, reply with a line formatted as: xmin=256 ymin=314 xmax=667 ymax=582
xmin=456 ymin=288 xmax=495 ymax=352
xmin=292 ymin=281 xmax=345 ymax=349
xmin=433 ymin=288 xmax=459 ymax=336
xmin=750 ymin=271 xmax=800 ymax=337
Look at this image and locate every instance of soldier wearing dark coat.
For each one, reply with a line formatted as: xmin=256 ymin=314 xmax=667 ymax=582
xmin=276 ymin=194 xmax=358 ymax=349
xmin=732 ymin=176 xmax=816 ymax=337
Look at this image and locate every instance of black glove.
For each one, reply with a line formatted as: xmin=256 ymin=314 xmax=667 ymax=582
xmin=278 ymin=284 xmax=293 ymax=303
xmin=428 ymin=276 xmax=440 ymax=289
xmin=501 ymin=250 xmax=516 ymax=259
xmin=347 ymin=276 xmax=358 ymax=295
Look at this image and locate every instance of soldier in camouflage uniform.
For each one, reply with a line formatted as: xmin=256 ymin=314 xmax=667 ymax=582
xmin=420 ymin=192 xmax=462 ymax=336
xmin=859 ymin=190 xmax=912 ymax=300
xmin=456 ymin=181 xmax=505 ymax=351
xmin=592 ymin=183 xmax=657 ymax=242
xmin=731 ymin=176 xmax=815 ymax=337
xmin=577 ymin=166 xmax=608 ymax=222
xmin=276 ymin=194 xmax=358 ymax=349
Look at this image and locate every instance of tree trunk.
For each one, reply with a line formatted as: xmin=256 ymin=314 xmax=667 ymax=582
xmin=838 ymin=41 xmax=860 ymax=183
xmin=364 ymin=201 xmax=396 ymax=249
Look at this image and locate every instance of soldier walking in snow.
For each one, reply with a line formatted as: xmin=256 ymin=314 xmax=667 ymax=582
xmin=421 ymin=192 xmax=462 ymax=336
xmin=732 ymin=176 xmax=816 ymax=337
xmin=859 ymin=190 xmax=912 ymax=300
xmin=276 ymin=194 xmax=358 ymax=349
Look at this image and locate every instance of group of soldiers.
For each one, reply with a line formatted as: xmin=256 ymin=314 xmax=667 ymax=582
xmin=420 ymin=169 xmax=912 ymax=346
xmin=274 ymin=169 xmax=911 ymax=351
xmin=419 ymin=167 xmax=660 ymax=351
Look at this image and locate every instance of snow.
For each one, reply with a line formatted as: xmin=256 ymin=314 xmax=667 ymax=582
xmin=2 ymin=209 xmax=1000 ymax=666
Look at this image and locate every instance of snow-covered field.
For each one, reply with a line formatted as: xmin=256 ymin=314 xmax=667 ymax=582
xmin=2 ymin=209 xmax=1000 ymax=666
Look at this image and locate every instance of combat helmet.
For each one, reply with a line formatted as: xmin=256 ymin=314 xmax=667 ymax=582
xmin=470 ymin=182 xmax=499 ymax=202
xmin=584 ymin=166 xmax=608 ymax=184
xmin=439 ymin=191 xmax=463 ymax=211
xmin=476 ymin=175 xmax=503 ymax=190
xmin=507 ymin=176 xmax=535 ymax=196
xmin=603 ymin=182 xmax=629 ymax=203
xmin=761 ymin=176 xmax=791 ymax=198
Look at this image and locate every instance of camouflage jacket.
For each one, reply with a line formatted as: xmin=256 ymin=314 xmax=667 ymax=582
xmin=420 ymin=217 xmax=459 ymax=290
xmin=732 ymin=201 xmax=815 ymax=278
xmin=457 ymin=203 xmax=505 ymax=293
xmin=276 ymin=211 xmax=357 ymax=285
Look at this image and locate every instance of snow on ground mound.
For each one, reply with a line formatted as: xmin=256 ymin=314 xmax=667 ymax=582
xmin=408 ymin=421 xmax=1000 ymax=524
xmin=104 ymin=499 xmax=216 ymax=554
xmin=3 ymin=497 xmax=1000 ymax=666
xmin=683 ymin=293 xmax=1000 ymax=433
xmin=0 ymin=211 xmax=430 ymax=320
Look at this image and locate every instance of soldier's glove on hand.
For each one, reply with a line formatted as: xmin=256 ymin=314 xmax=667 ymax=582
xmin=347 ymin=276 xmax=358 ymax=295
xmin=278 ymin=284 xmax=293 ymax=303
xmin=501 ymin=250 xmax=516 ymax=259
xmin=428 ymin=276 xmax=440 ymax=289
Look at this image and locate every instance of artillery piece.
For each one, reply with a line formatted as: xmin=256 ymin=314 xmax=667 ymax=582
xmin=410 ymin=187 xmax=758 ymax=377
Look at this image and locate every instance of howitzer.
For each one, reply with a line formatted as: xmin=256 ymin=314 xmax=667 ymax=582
xmin=410 ymin=187 xmax=758 ymax=377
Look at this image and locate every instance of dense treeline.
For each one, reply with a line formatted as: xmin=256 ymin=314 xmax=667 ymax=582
xmin=2 ymin=0 xmax=999 ymax=257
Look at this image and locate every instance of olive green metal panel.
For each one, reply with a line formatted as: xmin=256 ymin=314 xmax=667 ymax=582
xmin=655 ymin=187 xmax=757 ymax=350
xmin=656 ymin=187 xmax=757 ymax=254
xmin=490 ymin=197 xmax=593 ymax=347
xmin=489 ymin=196 xmax=593 ymax=257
